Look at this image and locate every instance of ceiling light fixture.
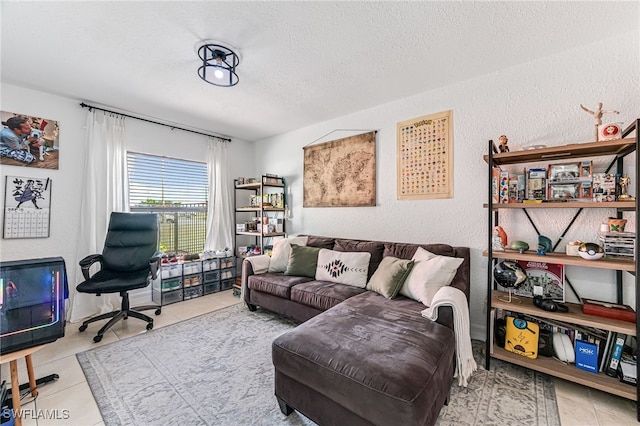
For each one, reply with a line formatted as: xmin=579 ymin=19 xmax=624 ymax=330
xmin=197 ymin=43 xmax=239 ymax=87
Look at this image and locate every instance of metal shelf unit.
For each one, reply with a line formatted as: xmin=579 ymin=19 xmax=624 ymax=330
xmin=484 ymin=121 xmax=640 ymax=420
xmin=234 ymin=175 xmax=286 ymax=258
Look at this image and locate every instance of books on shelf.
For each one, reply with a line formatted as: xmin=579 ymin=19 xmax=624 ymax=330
xmin=605 ymin=334 xmax=626 ymax=377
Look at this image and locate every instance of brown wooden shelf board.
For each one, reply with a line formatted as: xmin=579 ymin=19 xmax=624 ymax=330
xmin=483 ymin=250 xmax=635 ymax=272
xmin=491 ymin=290 xmax=635 ymax=335
xmin=483 ymin=138 xmax=636 ymax=165
xmin=491 ymin=347 xmax=636 ymax=401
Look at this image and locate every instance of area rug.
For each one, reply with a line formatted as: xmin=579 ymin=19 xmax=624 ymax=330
xmin=77 ymin=303 xmax=560 ymax=426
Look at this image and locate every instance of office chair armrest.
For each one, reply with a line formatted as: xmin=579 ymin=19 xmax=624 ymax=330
xmin=79 ymin=254 xmax=103 ymax=280
xmin=149 ymin=250 xmax=163 ymax=280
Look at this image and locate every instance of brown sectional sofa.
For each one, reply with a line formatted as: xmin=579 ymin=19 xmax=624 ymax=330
xmin=241 ymin=235 xmax=471 ymax=426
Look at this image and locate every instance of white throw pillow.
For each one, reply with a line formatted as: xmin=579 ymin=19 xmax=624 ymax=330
xmin=315 ymin=249 xmax=371 ymax=288
xmin=399 ymin=250 xmax=464 ymax=306
xmin=268 ymin=236 xmax=309 ymax=273
xmin=411 ymin=246 xmax=437 ymax=261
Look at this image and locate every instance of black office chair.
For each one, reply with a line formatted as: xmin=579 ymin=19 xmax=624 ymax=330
xmin=77 ymin=212 xmax=162 ymax=342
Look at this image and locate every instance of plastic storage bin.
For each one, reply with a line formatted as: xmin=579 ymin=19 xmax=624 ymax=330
xmin=153 ymin=288 xmax=183 ymax=305
xmin=204 ymin=270 xmax=220 ymax=283
xmin=204 ymin=281 xmax=221 ymax=294
xmin=221 ymin=278 xmax=235 ymax=291
xmin=183 ymin=274 xmax=202 ymax=287
xmin=183 ymin=285 xmax=203 ymax=300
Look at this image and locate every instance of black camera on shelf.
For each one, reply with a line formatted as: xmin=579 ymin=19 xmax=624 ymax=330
xmin=533 ymin=295 xmax=569 ymax=313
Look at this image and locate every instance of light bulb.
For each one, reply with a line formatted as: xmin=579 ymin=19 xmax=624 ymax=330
xmin=214 ymin=69 xmax=224 ymax=79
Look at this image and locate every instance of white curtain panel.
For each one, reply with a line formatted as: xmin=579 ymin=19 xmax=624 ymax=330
xmin=204 ymin=138 xmax=234 ymax=252
xmin=69 ymin=111 xmax=128 ymax=323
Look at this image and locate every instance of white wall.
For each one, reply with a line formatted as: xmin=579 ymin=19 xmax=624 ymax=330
xmin=0 ymin=83 xmax=255 ymax=308
xmin=254 ymin=31 xmax=640 ymax=339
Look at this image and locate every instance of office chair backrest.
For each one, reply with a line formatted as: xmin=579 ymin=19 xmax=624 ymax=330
xmin=102 ymin=212 xmax=159 ymax=272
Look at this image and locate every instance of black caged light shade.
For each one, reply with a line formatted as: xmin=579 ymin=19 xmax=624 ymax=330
xmin=197 ymin=44 xmax=239 ymax=87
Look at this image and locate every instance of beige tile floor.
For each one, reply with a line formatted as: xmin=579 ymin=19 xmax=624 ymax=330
xmin=2 ymin=289 xmax=638 ymax=426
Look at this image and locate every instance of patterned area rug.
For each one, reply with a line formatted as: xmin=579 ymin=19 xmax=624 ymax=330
xmin=77 ymin=303 xmax=559 ymax=426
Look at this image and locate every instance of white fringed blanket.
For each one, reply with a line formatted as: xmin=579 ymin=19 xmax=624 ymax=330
xmin=421 ymin=286 xmax=477 ymax=387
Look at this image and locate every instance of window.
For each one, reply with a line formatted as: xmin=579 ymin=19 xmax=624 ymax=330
xmin=127 ymin=152 xmax=208 ymax=255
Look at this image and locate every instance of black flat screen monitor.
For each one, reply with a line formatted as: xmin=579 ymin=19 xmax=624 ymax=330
xmin=0 ymin=257 xmax=67 ymax=355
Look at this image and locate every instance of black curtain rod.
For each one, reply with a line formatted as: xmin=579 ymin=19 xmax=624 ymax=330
xmin=79 ymin=102 xmax=231 ymax=143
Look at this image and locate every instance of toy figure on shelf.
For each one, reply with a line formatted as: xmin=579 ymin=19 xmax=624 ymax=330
xmin=618 ymin=173 xmax=634 ymax=200
xmin=580 ymin=102 xmax=619 ymax=142
xmin=492 ymin=226 xmax=507 ymax=251
xmin=498 ymin=135 xmax=509 ymax=153
xmin=537 ymin=235 xmax=553 ymax=256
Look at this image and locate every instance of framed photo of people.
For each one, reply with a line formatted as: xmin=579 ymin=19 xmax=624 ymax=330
xmin=1 ymin=111 xmax=60 ymax=169
xmin=397 ymin=110 xmax=453 ymax=200
xmin=3 ymin=175 xmax=52 ymax=239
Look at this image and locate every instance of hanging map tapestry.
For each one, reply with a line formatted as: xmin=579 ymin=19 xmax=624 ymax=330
xmin=397 ymin=110 xmax=453 ymax=200
xmin=303 ymin=131 xmax=376 ymax=207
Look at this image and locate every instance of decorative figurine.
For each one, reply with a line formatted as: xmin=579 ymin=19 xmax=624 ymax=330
xmin=510 ymin=240 xmax=530 ymax=253
xmin=492 ymin=226 xmax=507 ymax=251
xmin=580 ymin=103 xmax=619 ymax=142
xmin=498 ymin=135 xmax=510 ymax=153
xmin=537 ymin=235 xmax=553 ymax=256
xmin=618 ymin=173 xmax=634 ymax=200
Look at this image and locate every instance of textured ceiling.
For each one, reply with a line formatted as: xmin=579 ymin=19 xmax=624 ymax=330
xmin=1 ymin=1 xmax=637 ymax=142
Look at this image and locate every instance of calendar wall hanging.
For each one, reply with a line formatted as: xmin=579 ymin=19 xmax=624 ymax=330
xmin=3 ymin=175 xmax=52 ymax=238
xmin=397 ymin=110 xmax=453 ymax=200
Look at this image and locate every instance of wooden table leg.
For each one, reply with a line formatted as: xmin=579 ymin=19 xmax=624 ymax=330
xmin=9 ymin=359 xmax=22 ymax=426
xmin=25 ymin=354 xmax=38 ymax=398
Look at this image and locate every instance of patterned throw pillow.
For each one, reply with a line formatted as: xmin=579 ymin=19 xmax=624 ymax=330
xmin=315 ymin=249 xmax=371 ymax=288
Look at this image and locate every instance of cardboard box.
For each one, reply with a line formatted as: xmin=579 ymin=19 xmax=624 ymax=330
xmin=527 ymin=168 xmax=546 ymax=200
xmin=499 ymin=171 xmax=509 ymax=203
xmin=593 ymin=173 xmax=617 ymax=202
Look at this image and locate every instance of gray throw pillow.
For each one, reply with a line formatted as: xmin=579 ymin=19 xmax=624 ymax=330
xmin=284 ymin=245 xmax=321 ymax=278
xmin=366 ymin=256 xmax=414 ymax=299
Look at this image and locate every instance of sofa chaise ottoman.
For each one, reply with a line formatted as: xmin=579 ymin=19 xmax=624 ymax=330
xmin=241 ymin=236 xmax=471 ymax=426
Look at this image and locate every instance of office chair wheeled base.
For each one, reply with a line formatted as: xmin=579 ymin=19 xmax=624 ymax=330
xmin=78 ymin=291 xmax=161 ymax=343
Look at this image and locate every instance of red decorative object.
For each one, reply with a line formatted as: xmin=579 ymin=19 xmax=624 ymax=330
xmin=582 ymin=298 xmax=636 ymax=323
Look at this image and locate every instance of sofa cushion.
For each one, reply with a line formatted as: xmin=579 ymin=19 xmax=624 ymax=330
xmin=247 ymin=273 xmax=313 ymax=299
xmin=334 ymin=239 xmax=385 ymax=278
xmin=305 ymin=235 xmax=336 ymax=250
xmin=366 ymin=256 xmax=414 ymax=299
xmin=272 ymin=291 xmax=455 ymax=426
xmin=383 ymin=242 xmax=458 ymax=260
xmin=284 ymin=245 xmax=321 ymax=277
xmin=268 ymin=236 xmax=309 ymax=273
xmin=290 ymin=280 xmax=367 ymax=311
xmin=315 ymin=249 xmax=371 ymax=288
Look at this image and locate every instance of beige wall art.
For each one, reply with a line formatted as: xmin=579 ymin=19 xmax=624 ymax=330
xmin=397 ymin=110 xmax=453 ymax=200
xmin=303 ymin=131 xmax=376 ymax=207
